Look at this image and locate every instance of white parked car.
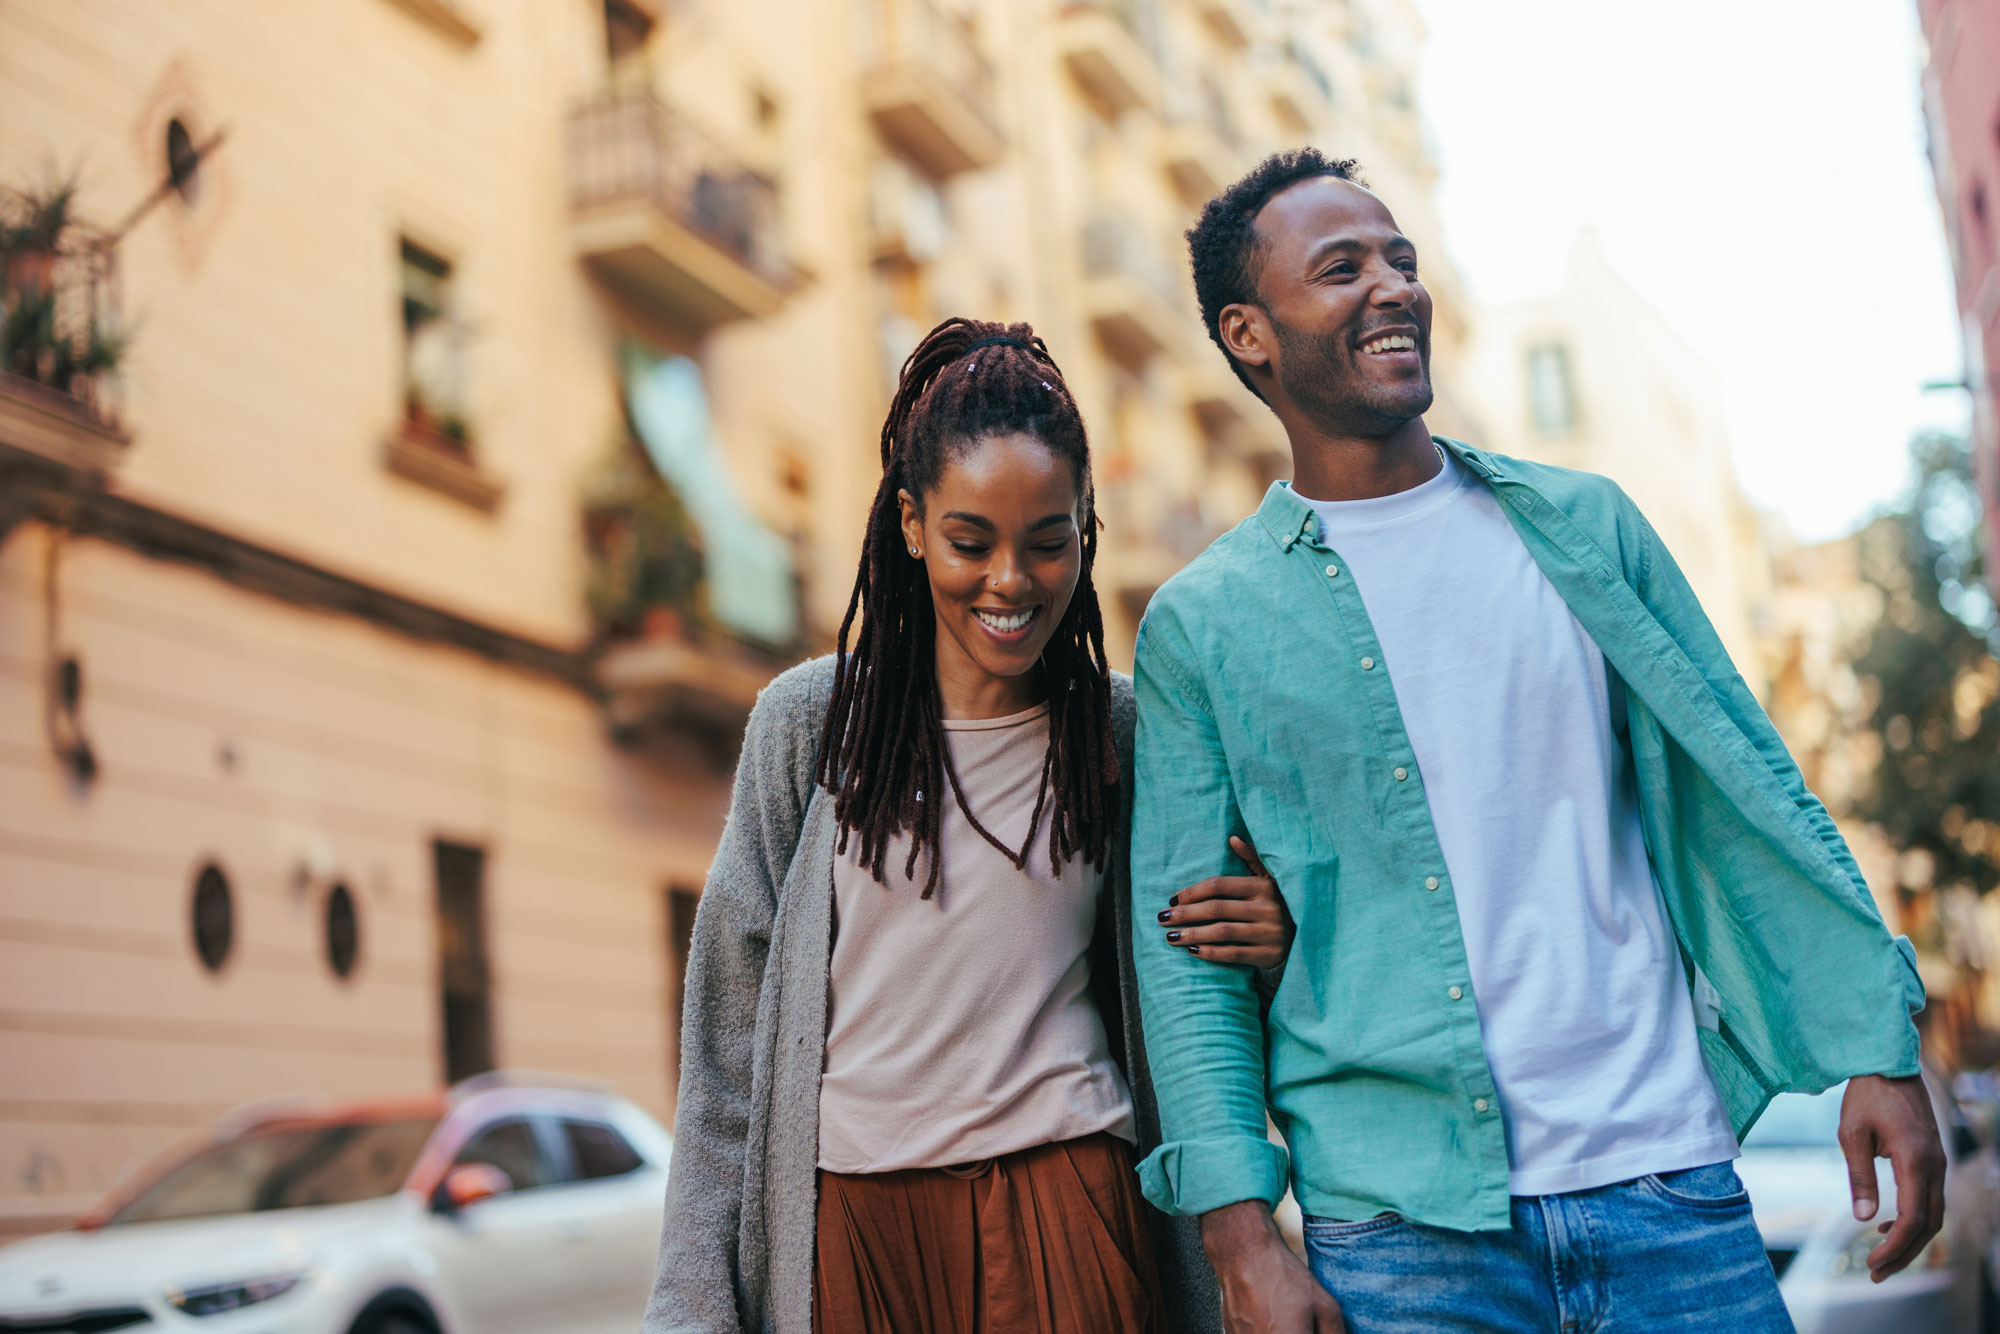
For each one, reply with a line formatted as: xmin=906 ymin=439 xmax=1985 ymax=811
xmin=0 ymin=1074 xmax=670 ymax=1334
xmin=1740 ymin=1073 xmax=2000 ymax=1334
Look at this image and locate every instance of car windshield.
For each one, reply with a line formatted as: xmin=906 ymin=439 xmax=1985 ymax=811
xmin=1741 ymin=1083 xmax=1847 ymax=1150
xmin=108 ymin=1115 xmax=439 ymax=1225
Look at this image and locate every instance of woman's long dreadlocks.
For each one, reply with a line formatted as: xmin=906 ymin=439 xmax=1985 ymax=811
xmin=814 ymin=317 xmax=1118 ymax=898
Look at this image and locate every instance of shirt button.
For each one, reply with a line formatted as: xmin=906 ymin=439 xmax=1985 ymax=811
xmin=1325 ymin=564 xmax=1340 ymax=578
xmin=1425 ymin=876 xmax=1440 ymax=891
xmin=1448 ymin=986 xmax=1463 ymax=1001
xmin=1473 ymin=1098 xmax=1490 ymax=1113
xmin=1393 ymin=766 xmax=1408 ymax=782
xmin=1360 ymin=657 xmax=1375 ymax=671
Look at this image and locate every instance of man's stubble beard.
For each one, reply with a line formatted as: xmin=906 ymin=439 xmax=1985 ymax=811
xmin=1272 ymin=313 xmax=1434 ymax=435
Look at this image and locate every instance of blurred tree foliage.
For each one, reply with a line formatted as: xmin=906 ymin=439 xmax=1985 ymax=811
xmin=1852 ymin=428 xmax=2000 ymax=894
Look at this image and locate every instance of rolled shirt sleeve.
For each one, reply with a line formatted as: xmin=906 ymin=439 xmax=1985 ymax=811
xmin=1129 ymin=610 xmax=1289 ymax=1217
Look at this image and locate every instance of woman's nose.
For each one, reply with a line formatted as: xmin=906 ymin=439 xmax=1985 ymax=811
xmin=987 ymin=552 xmax=1031 ymax=598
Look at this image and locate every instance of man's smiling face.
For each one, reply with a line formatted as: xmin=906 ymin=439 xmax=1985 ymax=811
xmin=1246 ymin=175 xmax=1435 ymax=432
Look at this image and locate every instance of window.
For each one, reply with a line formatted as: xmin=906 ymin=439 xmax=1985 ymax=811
xmin=604 ymin=0 xmax=655 ymax=64
xmin=435 ymin=841 xmax=493 ymax=1084
xmin=1525 ymin=342 xmax=1577 ymax=437
xmin=325 ymin=883 xmax=360 ymax=980
xmin=109 ymin=1116 xmax=439 ymax=1224
xmin=561 ymin=1119 xmax=644 ymax=1180
xmin=165 ymin=119 xmax=202 ymax=205
xmin=400 ymin=239 xmax=469 ymax=449
xmin=191 ymin=862 xmax=233 ymax=973
xmin=453 ymin=1118 xmax=553 ymax=1194
xmin=665 ymin=885 xmax=699 ymax=1051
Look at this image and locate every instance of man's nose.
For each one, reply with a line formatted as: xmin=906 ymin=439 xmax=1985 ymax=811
xmin=1370 ymin=270 xmax=1417 ymax=307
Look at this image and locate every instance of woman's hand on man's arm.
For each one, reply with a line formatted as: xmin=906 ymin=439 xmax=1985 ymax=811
xmin=1156 ymin=836 xmax=1294 ymax=969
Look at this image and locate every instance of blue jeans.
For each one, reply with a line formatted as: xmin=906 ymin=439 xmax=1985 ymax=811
xmin=1302 ymin=1163 xmax=1794 ymax=1333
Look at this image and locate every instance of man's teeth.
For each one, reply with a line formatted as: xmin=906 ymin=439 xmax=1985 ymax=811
xmin=976 ymin=607 xmax=1038 ymax=633
xmin=1361 ymin=334 xmax=1417 ymax=354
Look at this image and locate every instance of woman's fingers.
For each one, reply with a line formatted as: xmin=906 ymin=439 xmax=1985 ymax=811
xmin=1228 ymin=835 xmax=1272 ymax=881
xmin=1171 ymin=874 xmax=1274 ymax=908
xmin=1159 ymin=887 xmax=1279 ymax=926
xmin=1166 ymin=919 xmax=1274 ymax=946
xmin=1184 ymin=943 xmax=1285 ymax=967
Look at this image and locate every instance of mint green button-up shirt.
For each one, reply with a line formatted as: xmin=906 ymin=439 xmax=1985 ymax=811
xmin=1129 ymin=439 xmax=1925 ymax=1232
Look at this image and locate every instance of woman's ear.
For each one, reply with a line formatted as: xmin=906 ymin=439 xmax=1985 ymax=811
xmin=897 ymin=488 xmax=923 ymax=560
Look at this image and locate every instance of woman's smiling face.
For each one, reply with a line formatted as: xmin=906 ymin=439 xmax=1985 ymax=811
xmin=899 ymin=430 xmax=1083 ymax=711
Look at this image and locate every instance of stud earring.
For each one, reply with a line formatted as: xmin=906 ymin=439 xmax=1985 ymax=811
xmin=909 ymin=546 xmax=920 ymax=557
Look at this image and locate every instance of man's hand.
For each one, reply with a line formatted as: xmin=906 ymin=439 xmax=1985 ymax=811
xmin=1838 ymin=1073 xmax=1946 ymax=1281
xmin=1200 ymin=1200 xmax=1343 ymax=1333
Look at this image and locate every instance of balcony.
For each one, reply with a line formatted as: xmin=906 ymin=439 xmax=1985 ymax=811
xmin=1194 ymin=0 xmax=1260 ymax=49
xmin=864 ymin=0 xmax=1005 ymax=178
xmin=1058 ymin=0 xmax=1162 ymax=117
xmin=1180 ymin=361 xmax=1286 ymax=474
xmin=0 ymin=196 xmax=129 ymax=483
xmin=1081 ymin=212 xmax=1186 ymax=367
xmin=567 ymin=90 xmax=791 ymax=331
xmin=1269 ymin=40 xmax=1334 ymax=133
xmin=1157 ymin=118 xmax=1238 ymax=206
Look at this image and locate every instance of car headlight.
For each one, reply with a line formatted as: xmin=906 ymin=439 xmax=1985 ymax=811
xmin=1828 ymin=1222 xmax=1950 ymax=1278
xmin=166 ymin=1273 xmax=304 ymax=1317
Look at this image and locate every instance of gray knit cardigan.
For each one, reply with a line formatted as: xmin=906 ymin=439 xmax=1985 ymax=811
xmin=642 ymin=655 xmax=1222 ymax=1333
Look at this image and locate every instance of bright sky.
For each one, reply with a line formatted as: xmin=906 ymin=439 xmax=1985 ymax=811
xmin=1411 ymin=0 xmax=1970 ymax=542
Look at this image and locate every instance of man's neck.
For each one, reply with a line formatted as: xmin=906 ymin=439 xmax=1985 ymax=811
xmin=1287 ymin=416 xmax=1439 ymax=503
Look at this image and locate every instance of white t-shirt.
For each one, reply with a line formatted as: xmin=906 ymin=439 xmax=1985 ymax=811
xmin=1296 ymin=452 xmax=1739 ymax=1196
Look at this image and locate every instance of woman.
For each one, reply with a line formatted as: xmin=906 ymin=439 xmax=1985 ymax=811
xmin=643 ymin=318 xmax=1291 ymax=1333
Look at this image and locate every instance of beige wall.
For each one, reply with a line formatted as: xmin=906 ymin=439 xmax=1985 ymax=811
xmin=0 ymin=524 xmax=729 ymax=1235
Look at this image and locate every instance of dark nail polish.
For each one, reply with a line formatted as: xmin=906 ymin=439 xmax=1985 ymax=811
xmin=1169 ymin=895 xmax=1180 ymax=907
xmin=1187 ymin=945 xmax=1201 ymax=955
xmin=1166 ymin=931 xmax=1181 ymax=943
xmin=1157 ymin=909 xmax=1173 ymax=922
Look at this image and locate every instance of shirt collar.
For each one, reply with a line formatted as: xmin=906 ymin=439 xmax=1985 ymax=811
xmin=1251 ymin=436 xmax=1505 ymax=551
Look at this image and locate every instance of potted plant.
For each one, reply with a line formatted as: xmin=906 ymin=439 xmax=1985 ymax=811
xmin=582 ymin=444 xmax=707 ymax=643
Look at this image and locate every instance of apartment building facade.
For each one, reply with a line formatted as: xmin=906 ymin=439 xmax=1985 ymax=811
xmin=0 ymin=0 xmax=1460 ymax=1237
xmin=1461 ymin=234 xmax=1772 ymax=693
xmin=1917 ymin=0 xmax=2000 ymax=599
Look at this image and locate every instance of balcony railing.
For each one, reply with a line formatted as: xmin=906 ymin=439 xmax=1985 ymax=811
xmin=0 ymin=194 xmax=130 ymax=478
xmin=566 ymin=90 xmax=789 ymax=329
xmin=1081 ymin=211 xmax=1185 ymax=365
xmin=864 ymin=0 xmax=1005 ymax=177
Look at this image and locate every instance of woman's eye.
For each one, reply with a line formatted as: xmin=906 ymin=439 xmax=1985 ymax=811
xmin=1033 ymin=542 xmax=1070 ymax=555
xmin=949 ymin=542 xmax=986 ymax=556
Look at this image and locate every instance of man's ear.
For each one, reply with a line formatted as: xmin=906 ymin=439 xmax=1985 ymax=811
xmin=1219 ymin=303 xmax=1273 ymax=378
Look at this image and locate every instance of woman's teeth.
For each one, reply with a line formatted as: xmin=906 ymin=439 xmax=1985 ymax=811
xmin=1361 ymin=334 xmax=1417 ymax=354
xmin=975 ymin=607 xmax=1038 ymax=634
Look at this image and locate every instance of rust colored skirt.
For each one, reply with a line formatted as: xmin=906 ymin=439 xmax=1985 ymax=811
xmin=812 ymin=1132 xmax=1168 ymax=1334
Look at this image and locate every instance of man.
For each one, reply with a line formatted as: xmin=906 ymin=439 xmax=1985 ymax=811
xmin=1130 ymin=149 xmax=1944 ymax=1333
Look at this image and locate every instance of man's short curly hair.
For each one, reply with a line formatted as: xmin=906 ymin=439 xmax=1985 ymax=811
xmin=1187 ymin=148 xmax=1364 ymax=397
